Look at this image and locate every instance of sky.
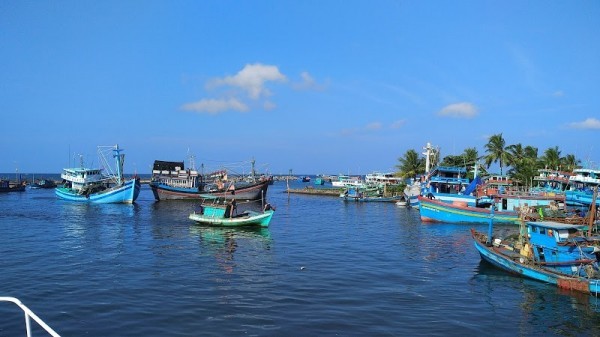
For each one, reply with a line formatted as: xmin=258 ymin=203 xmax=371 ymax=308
xmin=1 ymin=1 xmax=599 ymax=176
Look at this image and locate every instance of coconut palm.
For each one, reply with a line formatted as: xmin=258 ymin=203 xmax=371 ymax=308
xmin=540 ymin=146 xmax=561 ymax=170
xmin=396 ymin=149 xmax=424 ymax=179
xmin=483 ymin=133 xmax=510 ymax=175
xmin=561 ymin=154 xmax=580 ymax=172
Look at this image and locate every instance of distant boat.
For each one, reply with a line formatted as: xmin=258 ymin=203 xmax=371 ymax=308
xmin=30 ymin=179 xmax=57 ymax=189
xmin=342 ymin=186 xmax=401 ymax=202
xmin=314 ymin=177 xmax=325 ymax=185
xmin=331 ymin=174 xmax=364 ymax=188
xmin=55 ymin=145 xmax=140 ymax=204
xmin=0 ymin=179 xmax=26 ymax=193
xmin=301 ymin=176 xmax=311 ymax=182
xmin=189 ymin=199 xmax=275 ymax=227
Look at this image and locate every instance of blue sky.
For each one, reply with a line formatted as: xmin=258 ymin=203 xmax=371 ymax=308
xmin=1 ymin=1 xmax=599 ymax=176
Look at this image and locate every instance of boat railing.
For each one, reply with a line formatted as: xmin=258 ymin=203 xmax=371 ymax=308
xmin=0 ymin=297 xmax=60 ymax=337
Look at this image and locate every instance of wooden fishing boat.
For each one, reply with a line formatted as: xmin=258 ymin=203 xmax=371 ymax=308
xmin=149 ymin=159 xmax=270 ymax=201
xmin=472 ymin=189 xmax=600 ymax=296
xmin=189 ymin=200 xmax=275 ymax=227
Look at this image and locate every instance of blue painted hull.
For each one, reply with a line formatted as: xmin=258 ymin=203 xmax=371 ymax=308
xmin=472 ymin=230 xmax=600 ymax=296
xmin=566 ymin=190 xmax=600 ymax=207
xmin=55 ymin=178 xmax=141 ymax=204
xmin=419 ymin=196 xmax=519 ymax=225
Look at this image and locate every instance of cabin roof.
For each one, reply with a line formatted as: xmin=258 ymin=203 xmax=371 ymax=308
xmin=527 ymin=221 xmax=585 ymax=230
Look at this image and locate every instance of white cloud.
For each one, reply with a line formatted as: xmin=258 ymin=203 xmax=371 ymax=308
xmin=209 ymin=63 xmax=287 ymax=99
xmin=552 ymin=90 xmax=564 ymax=97
xmin=292 ymin=71 xmax=326 ymax=91
xmin=366 ymin=122 xmax=382 ymax=130
xmin=390 ymin=120 xmax=406 ymax=129
xmin=438 ymin=102 xmax=478 ymax=118
xmin=181 ymin=98 xmax=249 ymax=114
xmin=263 ymin=101 xmax=276 ymax=111
xmin=568 ymin=118 xmax=600 ymax=130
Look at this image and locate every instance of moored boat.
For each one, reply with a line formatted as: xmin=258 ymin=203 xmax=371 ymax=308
xmin=566 ymin=168 xmax=600 ymax=207
xmin=55 ymin=145 xmax=140 ymax=204
xmin=419 ymin=195 xmax=520 ymax=225
xmin=471 ymin=208 xmax=600 ymax=296
xmin=0 ymin=179 xmax=26 ymax=193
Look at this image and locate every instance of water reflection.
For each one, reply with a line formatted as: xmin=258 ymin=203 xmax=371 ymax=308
xmin=189 ymin=225 xmax=271 ymax=273
xmin=474 ymin=260 xmax=600 ymax=335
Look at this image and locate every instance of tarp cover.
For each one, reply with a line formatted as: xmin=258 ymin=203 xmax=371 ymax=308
xmin=462 ymin=176 xmax=482 ymax=195
xmin=153 ymin=160 xmax=184 ymax=171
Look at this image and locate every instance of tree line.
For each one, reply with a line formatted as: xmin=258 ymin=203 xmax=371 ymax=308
xmin=395 ymin=133 xmax=581 ymax=188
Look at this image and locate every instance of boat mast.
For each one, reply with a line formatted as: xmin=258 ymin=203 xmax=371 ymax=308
xmin=422 ymin=142 xmax=434 ymax=174
xmin=112 ymin=144 xmax=124 ymax=185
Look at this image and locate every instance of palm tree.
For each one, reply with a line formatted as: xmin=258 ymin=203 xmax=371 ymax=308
xmin=540 ymin=146 xmax=561 ymax=170
xmin=483 ymin=133 xmax=510 ymax=175
xmin=396 ymin=149 xmax=424 ymax=179
xmin=561 ymin=154 xmax=580 ymax=172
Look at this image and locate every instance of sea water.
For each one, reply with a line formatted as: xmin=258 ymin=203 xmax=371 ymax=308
xmin=1 ymin=179 xmax=599 ymax=336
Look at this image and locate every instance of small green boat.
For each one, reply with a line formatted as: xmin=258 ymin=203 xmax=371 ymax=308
xmin=189 ymin=201 xmax=274 ymax=227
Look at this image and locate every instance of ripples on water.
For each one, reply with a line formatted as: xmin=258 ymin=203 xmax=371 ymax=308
xmin=1 ymin=182 xmax=600 ymax=336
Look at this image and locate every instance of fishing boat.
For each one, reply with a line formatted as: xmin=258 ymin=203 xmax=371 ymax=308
xmin=189 ymin=199 xmax=275 ymax=227
xmin=0 ymin=179 xmax=26 ymax=192
xmin=55 ymin=145 xmax=141 ymax=204
xmin=30 ymin=178 xmax=57 ymax=189
xmin=471 ymin=198 xmax=600 ymax=296
xmin=149 ymin=159 xmax=270 ymax=201
xmin=342 ymin=186 xmax=402 ymax=202
xmin=418 ymin=195 xmax=520 ymax=225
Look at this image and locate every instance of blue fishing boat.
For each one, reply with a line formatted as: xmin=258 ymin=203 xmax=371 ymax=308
xmin=189 ymin=199 xmax=275 ymax=227
xmin=418 ymin=195 xmax=520 ymax=225
xmin=55 ymin=145 xmax=141 ymax=204
xmin=566 ymin=168 xmax=600 ymax=207
xmin=471 ymin=213 xmax=600 ymax=296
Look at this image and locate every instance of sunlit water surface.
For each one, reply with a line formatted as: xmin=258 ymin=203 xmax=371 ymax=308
xmin=1 ymin=181 xmax=599 ymax=336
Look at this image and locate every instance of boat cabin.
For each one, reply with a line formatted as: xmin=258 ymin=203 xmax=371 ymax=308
xmin=525 ymin=221 xmax=600 ymax=276
xmin=425 ymin=166 xmax=470 ymax=194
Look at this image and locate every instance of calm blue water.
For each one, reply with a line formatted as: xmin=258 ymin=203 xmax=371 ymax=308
xmin=1 ymin=180 xmax=600 ymax=336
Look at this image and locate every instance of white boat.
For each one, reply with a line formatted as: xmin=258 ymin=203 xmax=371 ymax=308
xmin=364 ymin=172 xmax=402 ymax=185
xmin=331 ymin=174 xmax=364 ymax=188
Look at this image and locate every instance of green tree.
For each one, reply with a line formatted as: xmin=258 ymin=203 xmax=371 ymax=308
xmin=396 ymin=149 xmax=424 ymax=179
xmin=484 ymin=133 xmax=510 ymax=175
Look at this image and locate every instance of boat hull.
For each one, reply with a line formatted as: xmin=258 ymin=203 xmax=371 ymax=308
xmin=189 ymin=210 xmax=274 ymax=227
xmin=55 ymin=178 xmax=141 ymax=204
xmin=472 ymin=230 xmax=600 ymax=295
xmin=150 ymin=180 xmax=269 ymax=201
xmin=418 ymin=196 xmax=519 ymax=225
